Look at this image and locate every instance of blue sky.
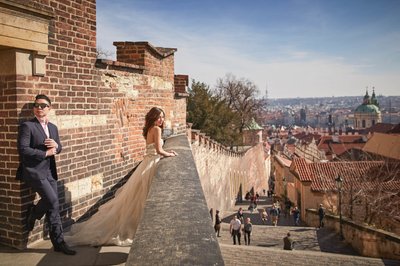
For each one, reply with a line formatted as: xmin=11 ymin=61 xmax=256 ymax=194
xmin=97 ymin=0 xmax=400 ymax=98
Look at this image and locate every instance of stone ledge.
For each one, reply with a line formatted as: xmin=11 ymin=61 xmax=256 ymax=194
xmin=95 ymin=59 xmax=145 ymax=72
xmin=126 ymin=134 xmax=224 ymax=265
xmin=0 ymin=0 xmax=54 ymax=19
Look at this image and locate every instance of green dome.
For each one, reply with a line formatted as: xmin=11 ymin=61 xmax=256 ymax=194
xmin=354 ymin=104 xmax=380 ymax=114
xmin=245 ymin=118 xmax=263 ymax=130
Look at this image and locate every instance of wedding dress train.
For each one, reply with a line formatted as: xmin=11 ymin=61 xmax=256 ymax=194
xmin=65 ymin=143 xmax=161 ymax=246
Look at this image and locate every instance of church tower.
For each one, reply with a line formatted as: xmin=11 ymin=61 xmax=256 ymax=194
xmin=353 ymin=87 xmax=381 ymax=129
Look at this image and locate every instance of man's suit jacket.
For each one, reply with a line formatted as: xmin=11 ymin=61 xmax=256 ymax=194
xmin=17 ymin=117 xmax=62 ymax=181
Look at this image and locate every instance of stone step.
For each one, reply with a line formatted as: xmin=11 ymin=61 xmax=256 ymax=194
xmin=217 ymin=223 xmax=355 ymax=254
xmin=219 ymin=243 xmax=399 ymax=266
xmin=218 ymin=198 xmax=400 ymax=265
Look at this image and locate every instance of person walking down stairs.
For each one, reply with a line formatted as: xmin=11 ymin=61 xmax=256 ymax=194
xmin=318 ymin=204 xmax=325 ymax=229
xmin=270 ymin=204 xmax=279 ymax=226
xmin=214 ymin=210 xmax=222 ymax=237
xmin=243 ymin=217 xmax=253 ymax=246
xmin=292 ymin=206 xmax=300 ymax=226
xmin=229 ymin=215 xmax=242 ymax=245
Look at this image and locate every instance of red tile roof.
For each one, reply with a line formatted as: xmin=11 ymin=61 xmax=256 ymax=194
xmin=318 ymin=135 xmax=366 ymax=145
xmin=293 ymin=132 xmax=322 ymax=144
xmin=317 ymin=135 xmax=367 ymax=157
xmin=330 ymin=143 xmax=366 ymax=155
xmin=364 ymin=123 xmax=398 ymax=134
xmin=363 ymin=133 xmax=400 ymax=160
xmin=291 ymin=158 xmax=312 ymax=181
xmin=290 ymin=159 xmax=399 ymax=192
xmin=388 ymin=123 xmax=400 ymax=133
xmin=310 ymin=161 xmax=385 ymax=191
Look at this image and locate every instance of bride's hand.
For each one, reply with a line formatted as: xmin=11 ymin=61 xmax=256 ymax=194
xmin=169 ymin=150 xmax=178 ymax=156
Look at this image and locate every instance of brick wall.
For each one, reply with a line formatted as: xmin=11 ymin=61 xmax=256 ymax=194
xmin=0 ymin=0 xmax=187 ymax=249
xmin=174 ymin=74 xmax=188 ymax=94
xmin=114 ymin=42 xmax=176 ymax=82
xmin=0 ymin=71 xmax=27 ymax=247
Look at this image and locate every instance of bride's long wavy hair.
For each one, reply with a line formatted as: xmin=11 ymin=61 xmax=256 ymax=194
xmin=142 ymin=107 xmax=165 ymax=138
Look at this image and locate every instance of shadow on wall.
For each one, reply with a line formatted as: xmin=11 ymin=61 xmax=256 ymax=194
xmin=16 ymin=99 xmax=145 ymax=245
xmin=65 ymin=164 xmax=140 ymax=227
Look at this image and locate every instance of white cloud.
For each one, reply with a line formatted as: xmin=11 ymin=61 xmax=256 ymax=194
xmin=96 ymin=2 xmax=400 ymax=98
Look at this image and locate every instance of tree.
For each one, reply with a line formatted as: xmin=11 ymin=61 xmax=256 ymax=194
xmin=313 ymin=154 xmax=399 ymax=233
xmin=96 ymin=46 xmax=114 ymax=59
xmin=355 ymin=160 xmax=399 ymax=228
xmin=187 ymin=80 xmax=212 ymax=130
xmin=339 ymin=157 xmax=400 ymax=232
xmin=214 ymin=74 xmax=267 ymax=135
xmin=187 ymin=80 xmax=241 ymax=146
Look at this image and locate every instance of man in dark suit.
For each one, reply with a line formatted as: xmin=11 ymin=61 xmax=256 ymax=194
xmin=17 ymin=94 xmax=76 ymax=255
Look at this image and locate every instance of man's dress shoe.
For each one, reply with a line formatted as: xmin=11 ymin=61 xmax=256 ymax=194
xmin=54 ymin=241 xmax=76 ymax=255
xmin=26 ymin=205 xmax=36 ymax=231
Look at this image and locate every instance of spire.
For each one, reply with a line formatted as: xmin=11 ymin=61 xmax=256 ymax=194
xmin=371 ymin=86 xmax=379 ymax=107
xmin=363 ymin=87 xmax=370 ymax=105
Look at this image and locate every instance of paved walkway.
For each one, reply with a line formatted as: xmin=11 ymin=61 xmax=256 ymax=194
xmin=0 ymin=240 xmax=129 ymax=266
xmin=218 ymin=196 xmax=399 ymax=266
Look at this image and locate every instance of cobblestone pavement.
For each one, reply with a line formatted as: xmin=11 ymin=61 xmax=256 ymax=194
xmin=217 ymin=197 xmax=400 ymax=266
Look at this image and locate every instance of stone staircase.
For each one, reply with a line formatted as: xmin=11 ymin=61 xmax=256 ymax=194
xmin=219 ymin=243 xmax=397 ymax=266
xmin=217 ymin=197 xmax=399 ymax=266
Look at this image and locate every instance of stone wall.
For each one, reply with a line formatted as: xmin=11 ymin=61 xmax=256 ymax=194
xmin=0 ymin=0 xmax=187 ymax=249
xmin=127 ymin=135 xmax=224 ymax=265
xmin=191 ymin=130 xmax=269 ymax=219
xmin=305 ymin=209 xmax=400 ymax=260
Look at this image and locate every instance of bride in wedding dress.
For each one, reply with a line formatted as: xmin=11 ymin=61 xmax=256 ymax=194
xmin=65 ymin=107 xmax=178 ymax=246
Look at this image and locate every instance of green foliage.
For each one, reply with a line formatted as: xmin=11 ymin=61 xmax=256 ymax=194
xmin=187 ymin=75 xmax=268 ymax=147
xmin=187 ymin=80 xmax=241 ymax=146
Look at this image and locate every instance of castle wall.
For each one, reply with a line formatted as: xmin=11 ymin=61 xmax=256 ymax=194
xmin=191 ymin=132 xmax=269 ymax=219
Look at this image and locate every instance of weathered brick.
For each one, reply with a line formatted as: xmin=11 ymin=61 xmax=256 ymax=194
xmin=1 ymin=0 xmax=187 ymax=249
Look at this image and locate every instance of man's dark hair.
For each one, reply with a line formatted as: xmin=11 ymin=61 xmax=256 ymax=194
xmin=35 ymin=94 xmax=51 ymax=105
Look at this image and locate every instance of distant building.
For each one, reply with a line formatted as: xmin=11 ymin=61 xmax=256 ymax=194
xmin=299 ymin=107 xmax=307 ymax=125
xmin=354 ymin=88 xmax=382 ymax=129
xmin=317 ymin=134 xmax=367 ymax=161
xmin=242 ymin=118 xmax=263 ymax=146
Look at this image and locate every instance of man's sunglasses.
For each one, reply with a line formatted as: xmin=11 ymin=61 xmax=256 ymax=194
xmin=33 ymin=103 xmax=50 ymax=109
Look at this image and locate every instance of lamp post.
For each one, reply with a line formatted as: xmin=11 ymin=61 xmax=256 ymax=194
xmin=335 ymin=175 xmax=344 ymax=240
xmin=283 ymin=177 xmax=287 ymax=198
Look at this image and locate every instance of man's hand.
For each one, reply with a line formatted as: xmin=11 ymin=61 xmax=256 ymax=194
xmin=44 ymin=138 xmax=58 ymax=149
xmin=46 ymin=147 xmax=57 ymax=157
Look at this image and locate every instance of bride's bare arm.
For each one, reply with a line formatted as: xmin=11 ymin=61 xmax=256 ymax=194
xmin=154 ymin=127 xmax=177 ymax=157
